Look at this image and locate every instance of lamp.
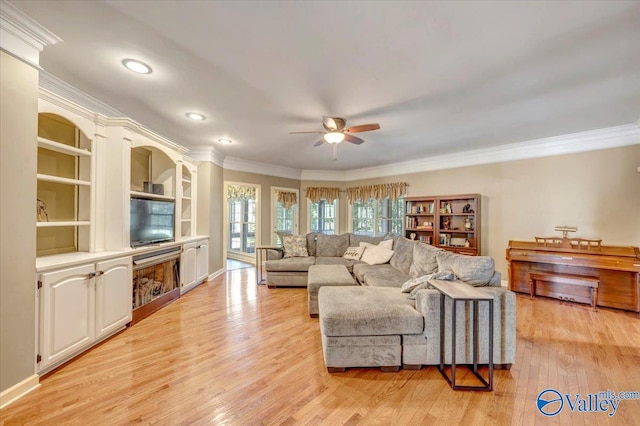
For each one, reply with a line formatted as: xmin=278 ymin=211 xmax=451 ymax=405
xmin=324 ymin=132 xmax=345 ymax=144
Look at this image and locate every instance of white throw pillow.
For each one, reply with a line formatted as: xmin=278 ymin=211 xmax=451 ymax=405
xmin=359 ymin=238 xmax=393 ymax=250
xmin=360 ymin=245 xmax=394 ymax=265
xmin=343 ymin=246 xmax=365 ymax=260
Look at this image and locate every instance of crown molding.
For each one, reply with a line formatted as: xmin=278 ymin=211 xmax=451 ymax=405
xmin=302 ymin=124 xmax=640 ymax=181
xmin=223 ymin=156 xmax=302 ymax=181
xmin=188 ymin=146 xmax=226 ymax=167
xmin=0 ymin=0 xmax=60 ymax=67
xmin=40 ymin=71 xmax=124 ymax=117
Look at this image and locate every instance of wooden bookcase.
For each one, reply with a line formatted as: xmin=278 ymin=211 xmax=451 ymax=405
xmin=404 ymin=194 xmax=480 ymax=255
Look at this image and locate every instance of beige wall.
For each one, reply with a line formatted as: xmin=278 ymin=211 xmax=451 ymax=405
xmin=197 ymin=162 xmax=225 ymax=274
xmin=0 ymin=52 xmax=39 ymax=392
xmin=223 ymin=170 xmax=300 ymax=245
xmin=334 ymin=145 xmax=640 ymax=275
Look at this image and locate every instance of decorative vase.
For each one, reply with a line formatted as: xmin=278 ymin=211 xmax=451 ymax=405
xmin=464 ymin=217 xmax=473 ymax=230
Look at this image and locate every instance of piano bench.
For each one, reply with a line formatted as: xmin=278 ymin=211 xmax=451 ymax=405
xmin=529 ymin=272 xmax=599 ymax=311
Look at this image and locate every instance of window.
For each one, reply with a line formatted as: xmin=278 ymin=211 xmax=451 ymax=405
xmin=271 ymin=187 xmax=299 ymax=244
xmin=309 ymin=198 xmax=338 ymax=234
xmin=351 ymin=197 xmax=404 ymax=237
xmin=228 ymin=197 xmax=256 ymax=254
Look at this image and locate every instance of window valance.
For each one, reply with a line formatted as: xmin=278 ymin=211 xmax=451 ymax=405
xmin=227 ymin=185 xmax=256 ymax=200
xmin=276 ymin=191 xmax=297 ymax=209
xmin=346 ymin=182 xmax=407 ymax=204
xmin=305 ymin=187 xmax=340 ymax=203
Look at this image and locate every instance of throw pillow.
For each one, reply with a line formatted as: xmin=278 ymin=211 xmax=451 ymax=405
xmin=359 ymin=239 xmax=394 ymax=250
xmin=360 ymin=244 xmax=394 ymax=265
xmin=435 ymin=251 xmax=495 ymax=286
xmin=343 ymin=246 xmax=365 ymax=260
xmin=316 ymin=233 xmax=350 ymax=257
xmin=282 ymin=234 xmax=309 ymax=258
xmin=390 ymin=237 xmax=416 ymax=275
xmin=409 ymin=242 xmax=442 ymax=277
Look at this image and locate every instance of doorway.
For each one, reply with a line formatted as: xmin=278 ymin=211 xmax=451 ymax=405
xmin=224 ymin=182 xmax=261 ymax=265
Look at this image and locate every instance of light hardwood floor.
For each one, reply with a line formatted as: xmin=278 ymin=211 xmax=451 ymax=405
xmin=1 ymin=268 xmax=639 ymax=425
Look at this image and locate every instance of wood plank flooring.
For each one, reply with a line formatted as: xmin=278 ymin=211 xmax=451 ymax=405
xmin=1 ymin=267 xmax=639 ymax=425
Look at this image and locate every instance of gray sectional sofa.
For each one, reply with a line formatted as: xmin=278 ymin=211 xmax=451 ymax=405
xmin=265 ymin=233 xmax=516 ymax=371
xmin=265 ymin=233 xmax=502 ymax=288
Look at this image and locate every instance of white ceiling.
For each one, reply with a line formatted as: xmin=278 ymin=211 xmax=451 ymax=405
xmin=12 ymin=0 xmax=640 ymax=171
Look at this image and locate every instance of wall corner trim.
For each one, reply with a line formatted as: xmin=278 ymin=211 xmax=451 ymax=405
xmin=0 ymin=374 xmax=40 ymax=409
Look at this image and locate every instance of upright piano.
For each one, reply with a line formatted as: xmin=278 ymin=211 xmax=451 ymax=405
xmin=506 ymin=240 xmax=640 ymax=313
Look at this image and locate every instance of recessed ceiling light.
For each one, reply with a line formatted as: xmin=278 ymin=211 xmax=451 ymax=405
xmin=186 ymin=112 xmax=206 ymax=121
xmin=122 ymin=59 xmax=152 ymax=74
xmin=218 ymin=138 xmax=232 ymax=145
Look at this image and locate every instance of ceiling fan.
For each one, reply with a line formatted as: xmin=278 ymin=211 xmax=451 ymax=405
xmin=290 ymin=116 xmax=380 ymax=160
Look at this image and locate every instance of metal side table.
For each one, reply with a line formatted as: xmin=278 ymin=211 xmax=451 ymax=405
xmin=428 ymin=279 xmax=494 ymax=391
xmin=255 ymin=245 xmax=280 ymax=285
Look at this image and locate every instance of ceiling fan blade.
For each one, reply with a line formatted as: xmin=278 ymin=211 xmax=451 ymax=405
xmin=290 ymin=131 xmax=323 ymax=134
xmin=313 ymin=139 xmax=326 ymax=147
xmin=344 ymin=123 xmax=380 ymax=133
xmin=344 ymin=133 xmax=365 ymax=145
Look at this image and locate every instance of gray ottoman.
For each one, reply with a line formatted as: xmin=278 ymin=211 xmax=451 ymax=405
xmin=308 ymin=265 xmax=356 ymax=317
xmin=318 ymin=286 xmax=424 ymax=372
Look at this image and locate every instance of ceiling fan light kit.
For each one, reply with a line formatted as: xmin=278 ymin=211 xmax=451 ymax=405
xmin=324 ymin=132 xmax=345 ymax=144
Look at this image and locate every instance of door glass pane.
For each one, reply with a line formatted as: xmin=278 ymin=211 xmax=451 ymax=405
xmin=227 ymin=186 xmax=257 ymax=255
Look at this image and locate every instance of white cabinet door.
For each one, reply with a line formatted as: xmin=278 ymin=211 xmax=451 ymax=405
xmin=95 ymin=256 xmax=132 ymax=339
xmin=40 ymin=263 xmax=95 ymax=370
xmin=181 ymin=242 xmax=198 ymax=292
xmin=196 ymin=240 xmax=209 ymax=283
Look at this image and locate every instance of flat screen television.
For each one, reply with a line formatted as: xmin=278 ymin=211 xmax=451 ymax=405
xmin=130 ymin=198 xmax=175 ymax=247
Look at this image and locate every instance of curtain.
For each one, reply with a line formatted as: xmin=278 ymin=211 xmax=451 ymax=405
xmin=305 ymin=187 xmax=340 ymax=203
xmin=227 ymin=185 xmax=256 ymax=200
xmin=276 ymin=191 xmax=297 ymax=209
xmin=346 ymin=182 xmax=408 ymax=204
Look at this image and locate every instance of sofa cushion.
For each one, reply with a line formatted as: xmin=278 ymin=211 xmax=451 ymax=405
xmin=409 ymin=242 xmax=441 ymax=277
xmin=316 ymin=233 xmax=350 ymax=257
xmin=342 ymin=246 xmax=365 ymax=260
xmin=390 ymin=237 xmax=416 ymax=275
xmin=318 ymin=286 xmax=424 ymax=336
xmin=349 ymin=234 xmax=384 ymax=247
xmin=355 ymin=263 xmax=411 ymax=288
xmin=435 ymin=251 xmax=495 ymax=286
xmin=314 ymin=256 xmax=362 ymax=273
xmin=361 ymin=244 xmax=394 ymax=265
xmin=282 ymin=234 xmax=309 ymax=258
xmin=265 ymin=256 xmax=316 ymax=272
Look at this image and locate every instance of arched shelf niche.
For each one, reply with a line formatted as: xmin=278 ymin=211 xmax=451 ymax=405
xmin=36 ymin=112 xmax=94 ymax=256
xmin=130 ymin=144 xmax=177 ymax=200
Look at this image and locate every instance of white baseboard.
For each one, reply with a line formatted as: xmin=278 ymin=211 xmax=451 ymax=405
xmin=209 ymin=268 xmax=225 ymax=280
xmin=0 ymin=374 xmax=40 ymax=409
